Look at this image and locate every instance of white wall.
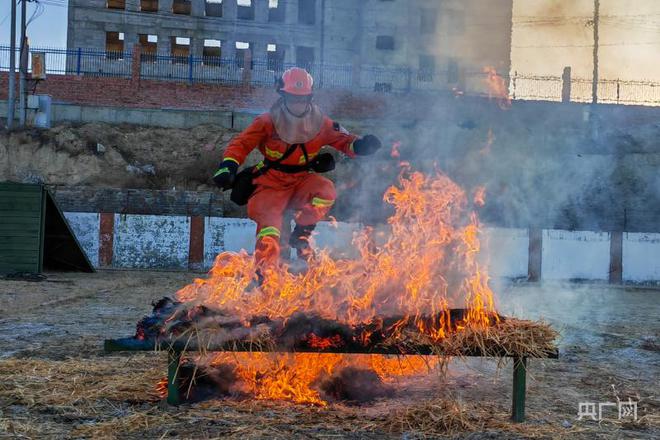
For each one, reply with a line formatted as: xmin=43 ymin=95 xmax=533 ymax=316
xmin=623 ymin=233 xmax=660 ymax=282
xmin=479 ymin=227 xmax=529 ymax=279
xmin=542 ymin=229 xmax=610 ymax=280
xmin=63 ymin=212 xmax=100 ymax=267
xmin=112 ymin=214 xmax=190 ymax=269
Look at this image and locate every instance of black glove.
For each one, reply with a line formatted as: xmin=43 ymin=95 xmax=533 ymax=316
xmin=352 ymin=134 xmax=382 ymax=156
xmin=212 ymin=159 xmax=239 ymax=190
xmin=310 ymin=153 xmax=336 ymax=173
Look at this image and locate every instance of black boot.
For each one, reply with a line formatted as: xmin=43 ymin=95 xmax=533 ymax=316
xmin=289 ymin=224 xmax=316 ymax=261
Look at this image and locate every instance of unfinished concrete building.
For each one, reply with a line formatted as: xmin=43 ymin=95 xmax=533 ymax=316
xmin=66 ymin=0 xmax=512 ymax=93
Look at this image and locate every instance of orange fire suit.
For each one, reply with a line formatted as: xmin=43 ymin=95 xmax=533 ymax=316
xmin=222 ymin=113 xmax=357 ymax=269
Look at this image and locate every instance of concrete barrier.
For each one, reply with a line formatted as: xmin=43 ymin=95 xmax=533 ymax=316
xmin=112 ymin=214 xmax=191 ymax=269
xmin=623 ymin=233 xmax=660 ymax=283
xmin=61 ymin=212 xmax=660 ymax=283
xmin=64 ymin=212 xmax=101 ymax=268
xmin=542 ymin=230 xmax=610 ymax=281
xmin=480 ymin=227 xmax=529 ymax=279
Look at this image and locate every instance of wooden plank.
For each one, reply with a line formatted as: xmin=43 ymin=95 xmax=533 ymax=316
xmin=0 ymin=250 xmax=41 ymax=259
xmin=0 ymin=221 xmax=41 ymax=229
xmin=0 ymin=263 xmax=39 ymax=273
xmin=0 ymin=212 xmax=41 ymax=219
xmin=0 ymin=201 xmax=41 ymax=209
xmin=0 ymin=231 xmax=41 ymax=239
xmin=0 ymin=242 xmax=40 ymax=252
xmin=0 ymin=183 xmax=42 ymax=193
xmin=103 ymin=338 xmax=560 ymax=359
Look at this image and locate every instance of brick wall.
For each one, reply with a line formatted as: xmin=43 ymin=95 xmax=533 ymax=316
xmin=0 ymin=70 xmax=405 ymax=120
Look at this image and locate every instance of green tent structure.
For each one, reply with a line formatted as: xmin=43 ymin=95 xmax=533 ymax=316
xmin=0 ymin=182 xmax=95 ymax=275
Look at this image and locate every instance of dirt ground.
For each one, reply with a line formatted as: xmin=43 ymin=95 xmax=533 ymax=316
xmin=0 ymin=271 xmax=658 ymax=439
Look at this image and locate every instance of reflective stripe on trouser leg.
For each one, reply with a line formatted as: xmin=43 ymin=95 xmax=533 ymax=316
xmin=255 ymin=235 xmax=281 ymax=270
xmin=311 ymin=197 xmax=335 ymax=208
xmin=256 ymin=226 xmax=281 ymax=240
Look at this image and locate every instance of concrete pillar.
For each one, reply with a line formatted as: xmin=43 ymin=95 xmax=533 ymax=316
xmin=131 ymin=44 xmax=142 ymax=86
xmin=223 ymin=39 xmax=236 ymax=61
xmin=528 ymin=228 xmax=542 ymax=282
xmin=123 ymin=31 xmax=139 ymax=49
xmin=99 ymin=213 xmax=115 ymax=267
xmin=191 ymin=0 xmax=205 ymax=17
xmin=158 ymin=33 xmax=172 ymax=56
xmin=188 ymin=216 xmax=205 ymax=271
xmin=609 ymin=231 xmax=623 ymax=284
xmin=241 ymin=49 xmax=253 ymax=85
xmin=224 ymin=0 xmax=237 ymax=20
xmin=159 ymin=0 xmax=173 ymax=13
xmin=285 ymin=0 xmax=298 ymax=25
xmin=251 ymin=41 xmax=266 ymax=62
xmin=255 ymin=0 xmax=268 ymax=22
xmin=126 ymin=0 xmax=140 ymax=11
xmin=190 ymin=37 xmax=204 ymax=57
xmin=562 ymin=66 xmax=571 ymax=103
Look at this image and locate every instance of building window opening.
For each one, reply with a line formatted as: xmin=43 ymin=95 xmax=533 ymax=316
xmin=203 ymin=39 xmax=222 ymax=66
xmin=105 ymin=31 xmax=125 ymax=59
xmin=107 ymin=0 xmax=125 ymax=10
xmin=205 ymin=0 xmax=222 ymax=17
xmin=418 ymin=54 xmax=436 ymax=82
xmin=376 ymin=35 xmax=395 ymax=50
xmin=139 ymin=34 xmax=158 ymax=62
xmin=298 ymin=0 xmax=316 ymax=25
xmin=171 ymin=37 xmax=191 ymax=64
xmin=140 ymin=0 xmax=158 ymax=12
xmin=267 ymin=43 xmax=285 ymax=71
xmin=237 ymin=0 xmax=255 ymax=20
xmin=235 ymin=41 xmax=252 ymax=68
xmin=268 ymin=0 xmax=285 ymax=22
xmin=173 ymin=0 xmax=192 ymax=15
xmin=374 ymin=82 xmax=392 ymax=93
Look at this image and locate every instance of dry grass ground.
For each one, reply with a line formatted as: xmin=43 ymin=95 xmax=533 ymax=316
xmin=0 ymin=271 xmax=658 ymax=439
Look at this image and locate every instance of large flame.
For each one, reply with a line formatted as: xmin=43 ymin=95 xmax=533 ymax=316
xmin=175 ymin=169 xmax=497 ymax=404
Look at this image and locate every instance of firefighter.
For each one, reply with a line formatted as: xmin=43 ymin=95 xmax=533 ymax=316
xmin=213 ymin=67 xmax=381 ymax=282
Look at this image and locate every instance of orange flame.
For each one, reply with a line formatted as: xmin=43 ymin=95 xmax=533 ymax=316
xmin=473 ymin=186 xmax=486 ymax=207
xmin=201 ymin=353 xmax=438 ymax=405
xmin=174 ymin=170 xmax=498 ymax=405
xmin=483 ymin=66 xmax=511 ymax=110
xmin=391 ymin=141 xmax=401 ymax=158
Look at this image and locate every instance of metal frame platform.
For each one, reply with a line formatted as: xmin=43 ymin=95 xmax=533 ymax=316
xmin=104 ymin=337 xmax=558 ymax=422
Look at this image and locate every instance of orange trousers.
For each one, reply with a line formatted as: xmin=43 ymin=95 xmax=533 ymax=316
xmin=247 ymin=170 xmax=336 ymax=269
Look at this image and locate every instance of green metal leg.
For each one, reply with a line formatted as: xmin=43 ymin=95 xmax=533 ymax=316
xmin=511 ymin=356 xmax=527 ymax=422
xmin=167 ymin=349 xmax=181 ymax=405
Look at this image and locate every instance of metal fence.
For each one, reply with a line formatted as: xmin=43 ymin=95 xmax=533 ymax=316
xmin=0 ymin=46 xmax=133 ymax=78
xmin=1 ymin=46 xmax=659 ymax=106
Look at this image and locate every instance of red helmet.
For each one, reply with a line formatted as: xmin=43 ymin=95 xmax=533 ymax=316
xmin=278 ymin=67 xmax=314 ymax=96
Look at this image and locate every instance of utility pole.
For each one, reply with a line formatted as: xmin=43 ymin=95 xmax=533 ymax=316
xmin=19 ymin=0 xmax=28 ymax=127
xmin=7 ymin=0 xmax=17 ymax=129
xmin=592 ymin=0 xmax=600 ymax=104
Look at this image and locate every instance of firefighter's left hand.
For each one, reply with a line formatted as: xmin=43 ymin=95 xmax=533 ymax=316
xmin=353 ymin=134 xmax=382 ymax=156
xmin=212 ymin=160 xmax=238 ymax=190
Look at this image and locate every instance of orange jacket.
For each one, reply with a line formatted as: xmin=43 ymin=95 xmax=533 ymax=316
xmin=223 ymin=113 xmax=357 ymax=167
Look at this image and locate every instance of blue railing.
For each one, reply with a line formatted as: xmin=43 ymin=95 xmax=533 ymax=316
xmin=0 ymin=45 xmax=463 ymax=91
xmin=0 ymin=45 xmax=133 ymax=78
xmin=2 ymin=46 xmax=659 ymax=105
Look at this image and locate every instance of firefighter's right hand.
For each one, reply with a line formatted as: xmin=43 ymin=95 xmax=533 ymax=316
xmin=212 ymin=160 xmax=238 ymax=190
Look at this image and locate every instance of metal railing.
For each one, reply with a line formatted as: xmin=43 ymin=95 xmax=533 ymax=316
xmin=1 ymin=46 xmax=659 ymax=106
xmin=0 ymin=45 xmax=133 ymax=78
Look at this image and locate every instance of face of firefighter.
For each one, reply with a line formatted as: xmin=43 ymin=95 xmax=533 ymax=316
xmin=283 ymin=94 xmax=313 ymax=118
